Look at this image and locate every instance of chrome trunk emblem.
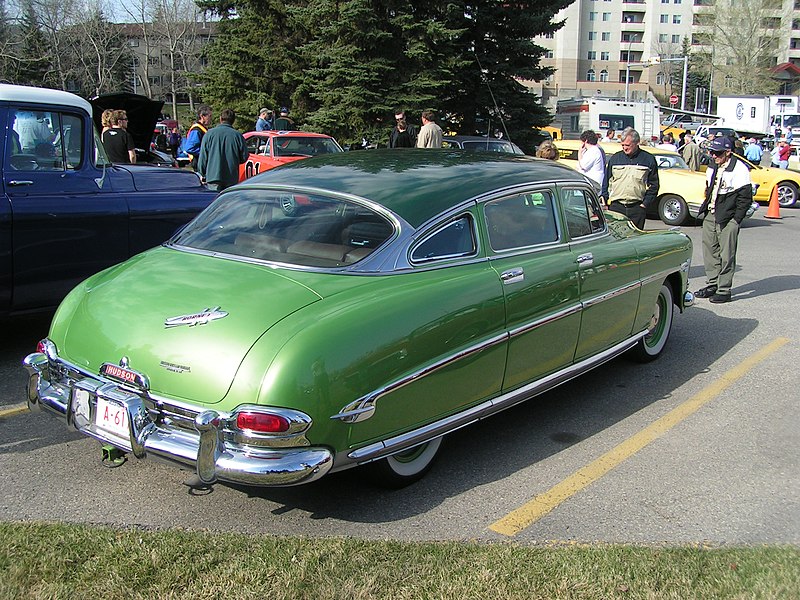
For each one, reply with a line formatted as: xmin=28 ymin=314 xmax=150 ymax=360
xmin=164 ymin=307 xmax=229 ymax=328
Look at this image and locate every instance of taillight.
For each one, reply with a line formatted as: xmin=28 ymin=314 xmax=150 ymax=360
xmin=236 ymin=411 xmax=290 ymax=433
xmin=36 ymin=340 xmax=47 ymax=353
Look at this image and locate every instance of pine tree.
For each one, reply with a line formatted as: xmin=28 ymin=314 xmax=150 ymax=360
xmin=16 ymin=1 xmax=51 ymax=86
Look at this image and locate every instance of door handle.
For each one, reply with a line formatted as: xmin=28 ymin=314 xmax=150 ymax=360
xmin=576 ymin=253 xmax=594 ymax=267
xmin=501 ymin=268 xmax=524 ymax=284
xmin=8 ymin=180 xmax=34 ymax=186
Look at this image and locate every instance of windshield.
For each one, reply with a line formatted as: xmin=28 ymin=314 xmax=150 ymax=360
xmin=654 ymin=153 xmax=690 ymax=170
xmin=460 ymin=140 xmax=520 ymax=154
xmin=781 ymin=115 xmax=800 ymax=128
xmin=272 ymin=136 xmax=343 ymax=158
xmin=171 ymin=189 xmax=394 ymax=268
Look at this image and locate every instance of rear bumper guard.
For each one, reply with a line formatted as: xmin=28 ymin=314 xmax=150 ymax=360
xmin=23 ymin=352 xmax=333 ymax=487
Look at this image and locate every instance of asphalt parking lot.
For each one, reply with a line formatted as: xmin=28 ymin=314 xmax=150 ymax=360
xmin=1 ymin=207 xmax=798 ymax=545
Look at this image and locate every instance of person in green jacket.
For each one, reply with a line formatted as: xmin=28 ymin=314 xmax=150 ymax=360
xmin=196 ymin=108 xmax=248 ymax=191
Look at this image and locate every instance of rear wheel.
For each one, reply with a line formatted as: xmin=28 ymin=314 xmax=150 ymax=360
xmin=658 ymin=194 xmax=689 ymax=226
xmin=630 ymin=283 xmax=674 ymax=362
xmin=365 ymin=437 xmax=443 ymax=489
xmin=776 ymin=182 xmax=798 ymax=208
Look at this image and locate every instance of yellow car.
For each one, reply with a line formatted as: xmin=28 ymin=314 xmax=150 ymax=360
xmin=556 ymin=140 xmax=708 ymax=225
xmin=731 ymin=155 xmax=800 ymax=208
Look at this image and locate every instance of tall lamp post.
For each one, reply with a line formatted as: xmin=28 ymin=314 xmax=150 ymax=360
xmin=659 ymin=55 xmax=689 ymax=110
xmin=625 ymin=56 xmax=661 ymax=101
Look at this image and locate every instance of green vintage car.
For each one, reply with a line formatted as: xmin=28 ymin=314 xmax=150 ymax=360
xmin=24 ymin=150 xmax=693 ymax=488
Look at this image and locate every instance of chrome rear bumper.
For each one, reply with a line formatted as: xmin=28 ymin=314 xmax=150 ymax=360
xmin=23 ymin=352 xmax=333 ymax=487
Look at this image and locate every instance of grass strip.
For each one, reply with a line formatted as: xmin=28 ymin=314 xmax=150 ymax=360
xmin=0 ymin=522 xmax=797 ymax=599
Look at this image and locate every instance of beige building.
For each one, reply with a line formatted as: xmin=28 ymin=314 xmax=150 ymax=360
xmin=529 ymin=0 xmax=800 ymax=110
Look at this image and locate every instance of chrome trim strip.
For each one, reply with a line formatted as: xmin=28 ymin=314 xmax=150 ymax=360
xmin=581 ymin=281 xmax=641 ymax=309
xmin=331 ymin=331 xmax=509 ymax=423
xmin=508 ymin=303 xmax=582 ymax=338
xmin=641 ymin=267 xmax=681 ymax=287
xmin=343 ymin=331 xmax=646 ymax=465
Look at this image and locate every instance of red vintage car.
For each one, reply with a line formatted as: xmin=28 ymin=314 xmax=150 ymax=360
xmin=239 ymin=130 xmax=343 ymax=181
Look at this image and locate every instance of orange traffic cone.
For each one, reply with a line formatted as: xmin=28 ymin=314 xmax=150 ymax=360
xmin=765 ymin=186 xmax=782 ymax=220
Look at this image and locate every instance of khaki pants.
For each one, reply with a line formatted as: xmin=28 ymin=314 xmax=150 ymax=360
xmin=702 ymin=217 xmax=739 ymax=295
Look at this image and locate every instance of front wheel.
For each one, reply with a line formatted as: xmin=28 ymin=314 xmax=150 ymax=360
xmin=630 ymin=283 xmax=674 ymax=363
xmin=658 ymin=194 xmax=689 ymax=226
xmin=776 ymin=182 xmax=798 ymax=208
xmin=365 ymin=437 xmax=443 ymax=488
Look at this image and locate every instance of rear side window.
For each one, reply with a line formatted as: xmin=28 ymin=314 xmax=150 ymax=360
xmin=484 ymin=191 xmax=559 ymax=251
xmin=8 ymin=108 xmax=84 ymax=171
xmin=411 ymin=215 xmax=476 ymax=262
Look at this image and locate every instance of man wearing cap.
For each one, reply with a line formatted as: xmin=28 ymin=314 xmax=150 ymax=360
xmin=274 ymin=107 xmax=295 ymax=131
xmin=694 ymin=136 xmax=753 ymax=304
xmin=255 ymin=108 xmax=273 ymax=131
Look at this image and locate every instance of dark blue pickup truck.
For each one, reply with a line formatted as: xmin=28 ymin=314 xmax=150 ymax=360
xmin=0 ymin=84 xmax=217 ymax=316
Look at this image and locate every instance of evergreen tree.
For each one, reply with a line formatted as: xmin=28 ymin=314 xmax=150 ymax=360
xmin=197 ymin=0 xmax=305 ymax=129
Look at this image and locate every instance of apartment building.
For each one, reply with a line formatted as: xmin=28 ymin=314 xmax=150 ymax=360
xmin=530 ymin=0 xmax=800 ymax=109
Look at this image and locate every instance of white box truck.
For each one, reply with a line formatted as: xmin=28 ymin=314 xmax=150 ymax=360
xmin=554 ymin=98 xmax=662 ymax=141
xmin=716 ymin=95 xmax=800 ymax=139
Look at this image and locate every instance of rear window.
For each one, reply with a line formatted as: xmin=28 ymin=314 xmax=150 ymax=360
xmin=171 ymin=190 xmax=394 ymax=268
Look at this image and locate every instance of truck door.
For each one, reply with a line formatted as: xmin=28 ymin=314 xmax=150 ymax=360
xmin=0 ymin=107 xmax=11 ymax=313
xmin=4 ymin=104 xmax=128 ymax=312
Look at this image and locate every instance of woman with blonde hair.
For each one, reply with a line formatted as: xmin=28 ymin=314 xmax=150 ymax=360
xmin=535 ymin=140 xmax=559 ymax=160
xmin=100 ymin=109 xmax=114 ymax=133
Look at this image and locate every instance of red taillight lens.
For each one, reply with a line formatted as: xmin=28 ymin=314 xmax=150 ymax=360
xmin=236 ymin=411 xmax=290 ymax=433
xmin=36 ymin=340 xmax=47 ymax=354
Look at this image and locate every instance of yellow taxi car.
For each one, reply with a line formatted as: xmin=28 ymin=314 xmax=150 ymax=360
xmin=556 ymin=140 xmax=707 ymax=225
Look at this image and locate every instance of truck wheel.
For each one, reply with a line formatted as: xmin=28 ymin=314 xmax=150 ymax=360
xmin=776 ymin=182 xmax=798 ymax=208
xmin=658 ymin=195 xmax=689 ymax=226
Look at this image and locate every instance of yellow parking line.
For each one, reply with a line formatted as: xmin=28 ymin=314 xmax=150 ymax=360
xmin=0 ymin=403 xmax=30 ymax=420
xmin=489 ymin=337 xmax=791 ymax=537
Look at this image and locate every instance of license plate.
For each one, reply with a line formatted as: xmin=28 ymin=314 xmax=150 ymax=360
xmin=95 ymin=397 xmax=129 ymax=440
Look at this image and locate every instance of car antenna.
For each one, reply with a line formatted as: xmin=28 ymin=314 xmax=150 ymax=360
xmin=473 ymin=50 xmax=511 ymax=143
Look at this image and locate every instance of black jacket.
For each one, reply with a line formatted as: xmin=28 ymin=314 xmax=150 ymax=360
xmin=698 ymin=154 xmax=753 ymax=227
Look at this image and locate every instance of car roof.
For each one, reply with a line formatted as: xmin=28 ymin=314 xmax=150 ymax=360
xmin=241 ymin=149 xmax=588 ymax=227
xmin=0 ymin=83 xmax=92 ymax=115
xmin=244 ymin=130 xmax=334 ymax=139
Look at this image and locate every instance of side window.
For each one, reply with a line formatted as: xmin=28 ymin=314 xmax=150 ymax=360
xmin=563 ymin=188 xmax=606 ymax=239
xmin=484 ymin=191 xmax=559 ymax=251
xmin=245 ymin=136 xmax=261 ymax=154
xmin=411 ymin=215 xmax=476 ymax=262
xmin=9 ymin=108 xmax=84 ymax=171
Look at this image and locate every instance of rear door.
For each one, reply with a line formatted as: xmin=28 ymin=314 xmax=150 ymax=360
xmin=484 ymin=188 xmax=582 ymax=391
xmin=4 ymin=102 xmax=128 ymax=311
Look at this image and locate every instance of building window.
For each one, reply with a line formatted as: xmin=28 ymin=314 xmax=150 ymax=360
xmin=602 ymin=12 xmax=611 ymax=21
xmin=544 ymin=32 xmax=555 ymax=39
xmin=128 ymin=39 xmax=139 ymax=47
xmin=656 ymin=72 xmax=666 ymax=85
xmin=601 ymin=51 xmax=610 ymax=60
xmin=545 ymin=50 xmax=555 ymax=58
xmin=587 ymin=69 xmax=596 ymax=81
xmin=600 ymin=69 xmax=609 ymax=82
xmin=589 ymin=12 xmax=597 ymax=21
xmin=674 ymin=0 xmax=682 ymax=3
xmin=659 ymin=33 xmax=668 ymax=42
xmin=602 ymin=32 xmax=611 ymax=41
xmin=673 ymin=15 xmax=681 ymax=24
xmin=660 ymin=14 xmax=669 ymax=23
xmin=588 ymin=51 xmax=597 ymax=60
xmin=589 ymin=31 xmax=597 ymax=40
xmin=672 ymin=34 xmax=680 ymax=43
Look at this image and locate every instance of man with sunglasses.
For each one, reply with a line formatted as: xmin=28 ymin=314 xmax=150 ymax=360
xmin=695 ymin=137 xmax=753 ymax=304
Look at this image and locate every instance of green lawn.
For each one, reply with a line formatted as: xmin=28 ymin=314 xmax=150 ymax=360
xmin=1 ymin=522 xmax=797 ymax=599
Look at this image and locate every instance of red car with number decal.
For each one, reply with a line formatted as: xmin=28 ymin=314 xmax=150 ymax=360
xmin=239 ymin=130 xmax=344 ymax=181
